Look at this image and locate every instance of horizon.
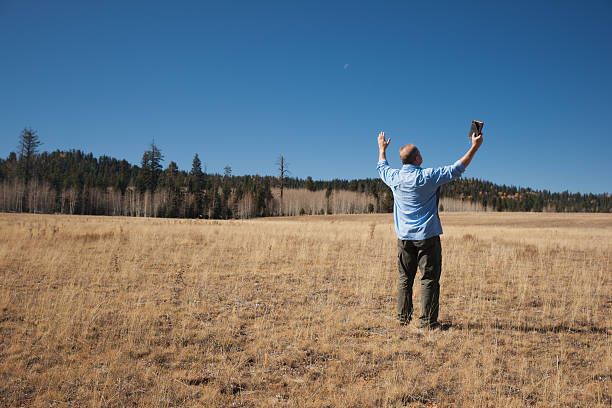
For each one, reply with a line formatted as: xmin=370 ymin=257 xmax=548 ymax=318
xmin=1 ymin=0 xmax=611 ymax=194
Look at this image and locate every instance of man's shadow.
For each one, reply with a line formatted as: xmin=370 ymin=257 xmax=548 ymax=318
xmin=444 ymin=321 xmax=608 ymax=334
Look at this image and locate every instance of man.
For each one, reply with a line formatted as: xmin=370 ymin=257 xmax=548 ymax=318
xmin=377 ymin=130 xmax=483 ymax=330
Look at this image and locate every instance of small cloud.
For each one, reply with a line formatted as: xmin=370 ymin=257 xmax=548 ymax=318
xmin=343 ymin=63 xmax=350 ymax=70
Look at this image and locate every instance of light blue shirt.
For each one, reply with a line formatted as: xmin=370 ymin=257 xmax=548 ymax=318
xmin=377 ymin=159 xmax=465 ymax=240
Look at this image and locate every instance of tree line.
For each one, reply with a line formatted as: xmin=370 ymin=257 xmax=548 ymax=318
xmin=441 ymin=177 xmax=611 ymax=213
xmin=0 ymin=128 xmax=609 ymax=218
xmin=0 ymin=128 xmax=392 ymax=218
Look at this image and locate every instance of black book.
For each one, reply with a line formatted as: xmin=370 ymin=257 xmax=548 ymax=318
xmin=468 ymin=120 xmax=484 ymax=138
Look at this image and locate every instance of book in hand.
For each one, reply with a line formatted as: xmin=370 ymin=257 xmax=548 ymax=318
xmin=468 ymin=120 xmax=484 ymax=138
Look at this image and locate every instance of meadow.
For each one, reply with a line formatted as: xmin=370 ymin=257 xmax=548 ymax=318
xmin=0 ymin=212 xmax=609 ymax=407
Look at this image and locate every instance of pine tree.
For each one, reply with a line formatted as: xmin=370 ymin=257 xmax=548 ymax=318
xmin=139 ymin=141 xmax=164 ymax=191
xmin=305 ymin=176 xmax=315 ymax=192
xmin=190 ymin=153 xmax=204 ymax=217
xmin=164 ymin=161 xmax=180 ymax=217
xmin=115 ymin=160 xmax=131 ymax=194
xmin=18 ymin=127 xmax=42 ymax=183
xmin=191 ymin=153 xmax=203 ymax=177
xmin=381 ymin=189 xmax=394 ymax=212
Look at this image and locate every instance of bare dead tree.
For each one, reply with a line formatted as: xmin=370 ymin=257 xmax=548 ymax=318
xmin=275 ymin=154 xmax=290 ymax=216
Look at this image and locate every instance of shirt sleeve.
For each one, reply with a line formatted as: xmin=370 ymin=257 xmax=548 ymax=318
xmin=377 ymin=159 xmax=400 ymax=187
xmin=424 ymin=160 xmax=465 ymax=187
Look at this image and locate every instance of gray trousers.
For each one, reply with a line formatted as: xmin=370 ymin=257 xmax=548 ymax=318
xmin=397 ymin=235 xmax=442 ymax=327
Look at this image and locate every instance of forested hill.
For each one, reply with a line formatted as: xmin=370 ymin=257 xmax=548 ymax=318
xmin=1 ymin=138 xmax=610 ymax=218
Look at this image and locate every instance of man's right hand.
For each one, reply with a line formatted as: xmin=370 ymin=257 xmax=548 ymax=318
xmin=378 ymin=131 xmax=391 ymax=161
xmin=378 ymin=131 xmax=391 ymax=152
xmin=471 ymin=132 xmax=483 ymax=149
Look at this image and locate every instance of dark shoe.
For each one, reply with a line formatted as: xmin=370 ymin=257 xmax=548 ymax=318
xmin=399 ymin=318 xmax=411 ymax=327
xmin=419 ymin=321 xmax=442 ymax=331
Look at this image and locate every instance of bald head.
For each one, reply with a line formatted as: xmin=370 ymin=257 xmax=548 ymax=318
xmin=400 ymin=144 xmax=419 ymax=165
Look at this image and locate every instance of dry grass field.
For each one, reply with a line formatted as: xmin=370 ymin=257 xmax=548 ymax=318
xmin=0 ymin=212 xmax=610 ymax=407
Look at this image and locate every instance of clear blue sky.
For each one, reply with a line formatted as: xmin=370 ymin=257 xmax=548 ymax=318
xmin=1 ymin=0 xmax=610 ymax=193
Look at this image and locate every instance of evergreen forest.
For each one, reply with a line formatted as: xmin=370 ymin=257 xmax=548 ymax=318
xmin=1 ymin=128 xmax=610 ymax=218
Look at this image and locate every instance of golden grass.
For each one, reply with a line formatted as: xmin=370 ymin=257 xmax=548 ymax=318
xmin=0 ymin=212 xmax=610 ymax=407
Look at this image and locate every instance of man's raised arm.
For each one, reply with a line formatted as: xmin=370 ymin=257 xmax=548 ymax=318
xmin=459 ymin=133 xmax=484 ymax=168
xmin=377 ymin=131 xmax=400 ymax=187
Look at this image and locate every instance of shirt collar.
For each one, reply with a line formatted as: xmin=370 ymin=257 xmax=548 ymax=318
xmin=402 ymin=164 xmax=421 ymax=170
